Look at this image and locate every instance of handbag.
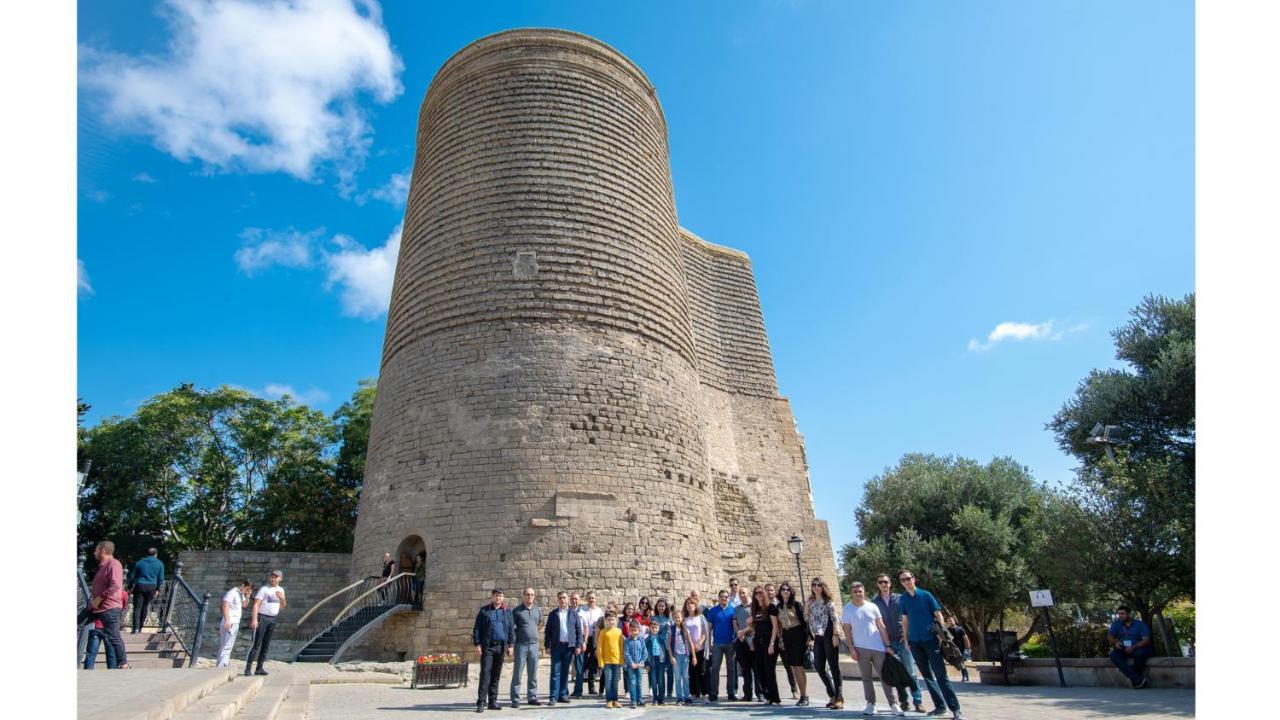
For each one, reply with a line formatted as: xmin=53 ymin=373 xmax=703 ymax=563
xmin=804 ymin=646 xmax=815 ymax=670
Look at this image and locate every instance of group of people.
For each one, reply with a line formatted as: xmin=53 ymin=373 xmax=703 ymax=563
xmin=469 ymin=570 xmax=970 ymax=718
xmin=79 ymin=542 xmax=168 ymax=670
xmin=381 ymin=551 xmax=427 ymax=608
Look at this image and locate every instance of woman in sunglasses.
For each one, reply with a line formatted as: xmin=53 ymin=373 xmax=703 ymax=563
xmin=775 ymin=583 xmax=811 ymax=706
xmin=807 ymin=577 xmax=845 ymax=709
xmin=747 ymin=586 xmax=782 ymax=705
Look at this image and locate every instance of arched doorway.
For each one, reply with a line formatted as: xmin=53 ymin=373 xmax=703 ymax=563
xmin=396 ymin=534 xmax=427 ymax=608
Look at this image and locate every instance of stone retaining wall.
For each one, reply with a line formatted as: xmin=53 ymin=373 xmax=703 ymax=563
xmin=176 ymin=550 xmax=354 ymax=661
xmin=977 ymin=657 xmax=1195 ymax=689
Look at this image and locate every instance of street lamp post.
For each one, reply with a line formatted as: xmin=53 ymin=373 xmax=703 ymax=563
xmin=788 ymin=534 xmax=805 ymax=603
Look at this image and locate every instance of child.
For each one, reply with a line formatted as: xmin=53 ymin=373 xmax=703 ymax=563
xmin=83 ymin=587 xmax=130 ymax=669
xmin=623 ymin=620 xmax=649 ymax=708
xmin=647 ymin=619 xmax=670 ymax=705
xmin=668 ymin=609 xmax=696 ymax=705
xmin=597 ymin=610 xmax=625 ymax=709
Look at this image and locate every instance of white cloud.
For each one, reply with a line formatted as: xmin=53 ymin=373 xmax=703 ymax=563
xmin=77 ymin=259 xmax=94 ymax=295
xmin=81 ymin=0 xmax=403 ymax=188
xmin=967 ymin=320 xmax=1087 ymax=352
xmin=356 ymin=168 xmax=410 ymax=205
xmin=234 ymin=227 xmax=322 ymax=276
xmin=132 ymin=172 xmax=157 ymax=183
xmin=324 ymin=223 xmax=401 ymax=319
xmin=259 ymin=383 xmax=329 ymax=405
xmin=86 ymin=189 xmax=109 ymax=203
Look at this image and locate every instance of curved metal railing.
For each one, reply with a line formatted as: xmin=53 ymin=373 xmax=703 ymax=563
xmin=76 ymin=556 xmax=93 ymax=666
xmin=293 ymin=576 xmax=384 ymax=648
xmin=294 ymin=573 xmax=414 ymax=662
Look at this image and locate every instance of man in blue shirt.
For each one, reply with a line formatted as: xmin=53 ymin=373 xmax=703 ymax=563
xmin=127 ymin=548 xmax=164 ymax=634
xmin=1108 ymin=606 xmax=1153 ymax=688
xmin=472 ymin=588 xmax=515 ymax=713
xmin=899 ymin=570 xmax=964 ymax=720
xmin=705 ymin=590 xmax=739 ymax=702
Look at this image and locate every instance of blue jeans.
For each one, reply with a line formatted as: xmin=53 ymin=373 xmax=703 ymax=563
xmin=909 ymin=637 xmax=961 ymax=712
xmin=649 ymin=658 xmax=670 ymax=701
xmin=626 ymin=666 xmax=644 ymax=704
xmin=1110 ymin=646 xmax=1153 ymax=686
xmin=83 ymin=627 xmax=118 ymax=669
xmin=673 ymin=654 xmax=691 ymax=700
xmin=509 ymin=642 xmax=539 ymax=702
xmin=602 ymin=664 xmax=621 ymax=701
xmin=549 ymin=644 xmax=574 ymax=700
xmin=891 ymin=639 xmax=923 ymax=704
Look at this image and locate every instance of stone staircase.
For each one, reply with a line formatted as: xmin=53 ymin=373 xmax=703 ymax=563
xmin=85 ymin=626 xmax=189 ymax=669
xmin=294 ymin=604 xmax=396 ymax=663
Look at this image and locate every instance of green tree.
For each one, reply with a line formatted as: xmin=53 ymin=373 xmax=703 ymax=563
xmin=1046 ymin=293 xmax=1195 ymax=622
xmin=78 ymin=381 xmax=375 ymax=556
xmin=333 ymin=377 xmax=376 ymax=493
xmin=840 ymin=453 xmax=1050 ymax=660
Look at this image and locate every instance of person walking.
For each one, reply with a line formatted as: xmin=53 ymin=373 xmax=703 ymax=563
xmin=668 ymin=609 xmax=695 ymax=705
xmin=597 ymin=609 xmax=625 ymax=709
xmin=748 ymin=586 xmax=782 ymax=705
xmin=841 ymin=581 xmax=901 ymax=715
xmin=217 ymin=580 xmax=251 ymax=668
xmin=624 ymin=619 xmax=649 ymax=708
xmin=509 ymin=587 xmax=542 ymax=707
xmin=244 ymin=570 xmax=286 ymax=676
xmin=899 ymin=570 xmax=964 ymax=719
xmin=807 ymin=577 xmax=846 ymax=709
xmin=732 ymin=587 xmax=759 ymax=701
xmin=379 ymin=552 xmax=396 ymax=602
xmin=776 ymin=582 xmax=811 ymax=706
xmin=573 ymin=591 xmax=604 ymax=697
xmin=705 ymin=589 xmax=738 ymax=702
xmin=88 ymin=541 xmax=129 ymax=669
xmin=84 ymin=585 xmax=129 ymax=669
xmin=947 ymin=617 xmax=972 ymax=681
xmin=127 ymin=547 xmax=164 ymax=633
xmin=1107 ymin=606 xmax=1154 ymax=688
xmin=473 ymin=588 xmax=514 ymax=712
xmin=872 ymin=573 xmax=925 ymax=712
xmin=546 ymin=591 xmax=583 ymax=704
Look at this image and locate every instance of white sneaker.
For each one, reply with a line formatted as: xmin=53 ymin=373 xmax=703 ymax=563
xmin=863 ymin=702 xmax=877 ymax=715
xmin=952 ymin=712 xmax=967 ymax=720
xmin=891 ymin=702 xmax=906 ymax=716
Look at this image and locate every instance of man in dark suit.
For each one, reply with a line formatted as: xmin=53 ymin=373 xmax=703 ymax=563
xmin=544 ymin=591 xmax=584 ymax=704
xmin=472 ymin=588 xmax=514 ymax=712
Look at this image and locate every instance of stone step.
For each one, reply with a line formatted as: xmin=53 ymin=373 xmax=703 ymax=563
xmin=231 ymin=678 xmax=291 ymax=720
xmin=87 ymin=656 xmax=188 ymax=669
xmin=172 ymin=675 xmax=264 ymax=720
xmin=273 ymin=683 xmax=308 ymax=720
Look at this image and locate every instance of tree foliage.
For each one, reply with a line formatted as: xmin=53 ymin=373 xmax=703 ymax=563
xmin=840 ymin=453 xmax=1050 ymax=659
xmin=78 ymin=380 xmax=376 ymax=561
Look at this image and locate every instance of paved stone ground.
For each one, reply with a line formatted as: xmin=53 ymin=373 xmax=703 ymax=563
xmin=308 ymin=662 xmax=1194 ymax=720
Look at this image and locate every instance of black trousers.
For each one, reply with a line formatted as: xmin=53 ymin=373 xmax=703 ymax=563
xmin=244 ymin=614 xmax=278 ymax=673
xmin=131 ymin=584 xmax=157 ymax=633
xmin=813 ymin=636 xmax=843 ymax=699
xmin=734 ymin=640 xmax=756 ymax=699
xmin=753 ymin=644 xmax=781 ymax=703
xmin=478 ymin=641 xmax=507 ymax=705
xmin=97 ymin=608 xmax=129 ymax=667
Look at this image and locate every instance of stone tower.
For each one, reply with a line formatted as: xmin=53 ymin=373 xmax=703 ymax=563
xmin=351 ymin=29 xmax=837 ymax=652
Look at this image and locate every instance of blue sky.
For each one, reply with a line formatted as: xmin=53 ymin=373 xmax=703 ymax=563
xmin=76 ymin=0 xmax=1193 ymax=555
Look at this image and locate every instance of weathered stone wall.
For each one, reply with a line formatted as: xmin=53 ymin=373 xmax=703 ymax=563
xmin=351 ymin=28 xmax=839 ymax=655
xmin=351 ymin=28 xmax=716 ymax=652
xmin=175 ymin=550 xmax=353 ymax=661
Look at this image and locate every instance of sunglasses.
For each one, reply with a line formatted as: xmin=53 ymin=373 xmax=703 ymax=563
xmin=899 ymin=577 xmax=913 ymax=582
xmin=877 ymin=580 xmax=890 ymax=585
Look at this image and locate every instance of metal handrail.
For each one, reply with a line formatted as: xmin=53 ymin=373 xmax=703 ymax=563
xmin=331 ymin=573 xmax=413 ymax=624
xmin=162 ymin=562 xmax=211 ymax=667
xmin=76 ymin=556 xmax=92 ymax=667
xmin=295 ymin=575 xmax=381 ymax=626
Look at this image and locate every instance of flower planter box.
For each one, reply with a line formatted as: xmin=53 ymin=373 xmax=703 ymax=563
xmin=411 ymin=661 xmax=469 ymax=689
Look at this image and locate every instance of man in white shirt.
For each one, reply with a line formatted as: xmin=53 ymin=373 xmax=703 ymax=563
xmin=244 ymin=570 xmax=286 ymax=676
xmin=573 ymin=590 xmax=605 ymax=697
xmin=841 ymin=582 xmax=899 ymax=716
xmin=217 ymin=580 xmax=252 ymax=667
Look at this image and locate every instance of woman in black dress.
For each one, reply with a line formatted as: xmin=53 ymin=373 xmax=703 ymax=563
xmin=776 ymin=582 xmax=811 ymax=706
xmin=749 ymin=585 xmax=782 ymax=705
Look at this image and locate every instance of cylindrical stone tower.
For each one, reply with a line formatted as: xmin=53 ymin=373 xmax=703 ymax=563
xmin=351 ymin=29 xmax=716 ymax=650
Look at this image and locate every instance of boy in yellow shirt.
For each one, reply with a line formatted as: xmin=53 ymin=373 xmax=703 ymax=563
xmin=596 ymin=610 xmax=625 ymax=708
